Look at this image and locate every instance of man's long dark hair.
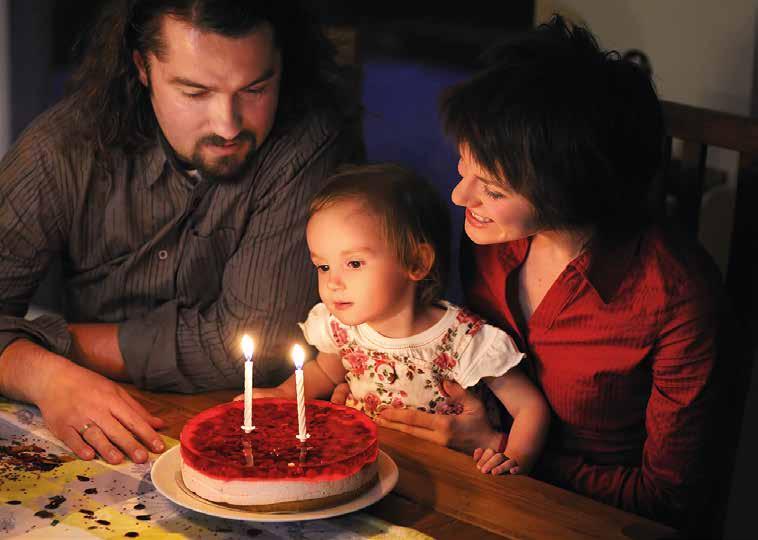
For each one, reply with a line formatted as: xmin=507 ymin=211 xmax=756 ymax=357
xmin=66 ymin=0 xmax=358 ymax=156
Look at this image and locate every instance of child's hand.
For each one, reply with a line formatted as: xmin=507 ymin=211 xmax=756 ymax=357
xmin=473 ymin=447 xmax=521 ymax=475
xmin=232 ymin=387 xmax=285 ymax=401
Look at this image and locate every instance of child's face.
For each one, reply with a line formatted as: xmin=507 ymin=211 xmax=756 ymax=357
xmin=452 ymin=147 xmax=540 ymax=245
xmin=306 ymin=199 xmax=416 ymax=328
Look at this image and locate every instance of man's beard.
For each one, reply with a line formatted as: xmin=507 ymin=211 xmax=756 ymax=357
xmin=188 ymin=131 xmax=257 ymax=183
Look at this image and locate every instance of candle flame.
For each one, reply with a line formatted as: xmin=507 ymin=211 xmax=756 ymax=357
xmin=292 ymin=344 xmax=305 ymax=369
xmin=242 ymin=335 xmax=255 ymax=361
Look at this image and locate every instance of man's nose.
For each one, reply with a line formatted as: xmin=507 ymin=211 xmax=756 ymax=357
xmin=210 ymin=95 xmax=243 ymax=141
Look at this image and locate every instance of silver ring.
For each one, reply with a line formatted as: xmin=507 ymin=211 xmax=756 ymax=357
xmin=79 ymin=422 xmax=95 ymax=436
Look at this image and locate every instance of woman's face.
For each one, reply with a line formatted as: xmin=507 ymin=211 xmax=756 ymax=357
xmin=451 ymin=147 xmax=541 ymax=245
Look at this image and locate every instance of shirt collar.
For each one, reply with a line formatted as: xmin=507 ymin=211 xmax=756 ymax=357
xmin=139 ymin=129 xmax=199 ymax=188
xmin=571 ymin=231 xmax=642 ymax=304
xmin=133 ymin=133 xmax=169 ymax=189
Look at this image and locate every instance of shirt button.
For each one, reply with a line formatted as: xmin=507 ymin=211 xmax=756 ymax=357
xmin=158 ymin=249 xmax=168 ymax=260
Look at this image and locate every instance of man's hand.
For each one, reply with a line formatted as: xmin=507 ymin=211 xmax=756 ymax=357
xmin=36 ymin=360 xmax=165 ymax=464
xmin=374 ymin=379 xmax=501 ymax=454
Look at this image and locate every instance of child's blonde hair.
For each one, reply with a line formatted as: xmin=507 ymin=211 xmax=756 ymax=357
xmin=309 ymin=163 xmax=451 ymax=306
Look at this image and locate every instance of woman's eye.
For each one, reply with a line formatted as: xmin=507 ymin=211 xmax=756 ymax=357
xmin=316 ymin=264 xmax=329 ymax=273
xmin=347 ymin=260 xmax=363 ymax=269
xmin=483 ymin=185 xmax=506 ymax=200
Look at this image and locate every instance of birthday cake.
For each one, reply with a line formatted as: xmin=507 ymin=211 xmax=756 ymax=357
xmin=179 ymin=398 xmax=378 ymax=511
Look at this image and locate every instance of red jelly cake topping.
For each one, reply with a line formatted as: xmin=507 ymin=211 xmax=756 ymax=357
xmin=180 ymin=398 xmax=377 ymax=481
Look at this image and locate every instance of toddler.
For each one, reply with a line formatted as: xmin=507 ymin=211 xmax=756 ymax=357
xmin=246 ymin=163 xmax=550 ymax=475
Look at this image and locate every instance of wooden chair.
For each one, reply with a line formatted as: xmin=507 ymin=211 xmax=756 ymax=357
xmin=657 ymin=100 xmax=757 ymax=323
xmin=656 ymin=100 xmax=758 ymax=538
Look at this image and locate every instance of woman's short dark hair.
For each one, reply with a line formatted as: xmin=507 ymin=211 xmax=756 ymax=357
xmin=440 ymin=15 xmax=664 ymax=238
xmin=309 ymin=163 xmax=452 ymax=307
xmin=67 ymin=0 xmax=358 ymax=155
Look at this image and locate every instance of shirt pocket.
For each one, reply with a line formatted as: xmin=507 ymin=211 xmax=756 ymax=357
xmin=176 ymin=227 xmax=238 ymax=309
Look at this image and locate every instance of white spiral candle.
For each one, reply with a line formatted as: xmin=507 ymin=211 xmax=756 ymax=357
xmin=241 ymin=335 xmax=255 ymax=433
xmin=292 ymin=344 xmax=310 ymax=442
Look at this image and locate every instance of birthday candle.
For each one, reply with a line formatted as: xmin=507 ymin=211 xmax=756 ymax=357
xmin=292 ymin=344 xmax=310 ymax=442
xmin=241 ymin=335 xmax=255 ymax=433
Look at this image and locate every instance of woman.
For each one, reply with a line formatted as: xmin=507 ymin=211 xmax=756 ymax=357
xmin=338 ymin=16 xmax=725 ymax=530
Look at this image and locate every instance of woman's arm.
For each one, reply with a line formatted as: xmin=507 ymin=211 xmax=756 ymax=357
xmin=373 ymin=379 xmax=502 ymax=454
xmin=536 ymin=285 xmax=720 ymax=530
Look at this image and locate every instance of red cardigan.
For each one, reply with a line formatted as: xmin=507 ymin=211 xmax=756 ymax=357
xmin=462 ymin=228 xmax=721 ymax=528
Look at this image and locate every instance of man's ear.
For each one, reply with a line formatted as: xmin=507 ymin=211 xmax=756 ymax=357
xmin=408 ymin=243 xmax=435 ymax=282
xmin=133 ymin=50 xmax=149 ymax=87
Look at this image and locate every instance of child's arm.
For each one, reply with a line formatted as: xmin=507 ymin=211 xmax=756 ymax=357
xmin=474 ymin=368 xmax=551 ymax=475
xmin=234 ymin=352 xmax=346 ymax=401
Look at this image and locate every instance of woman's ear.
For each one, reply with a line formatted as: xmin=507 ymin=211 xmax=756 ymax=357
xmin=408 ymin=243 xmax=435 ymax=282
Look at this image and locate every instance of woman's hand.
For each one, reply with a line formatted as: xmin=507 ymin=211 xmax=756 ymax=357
xmin=473 ymin=448 xmax=521 ymax=475
xmin=36 ymin=360 xmax=165 ymax=465
xmin=374 ymin=380 xmax=501 ymax=454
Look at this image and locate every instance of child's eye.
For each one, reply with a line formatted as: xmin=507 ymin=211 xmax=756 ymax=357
xmin=347 ymin=260 xmax=363 ymax=269
xmin=315 ymin=264 xmax=329 ymax=273
xmin=482 ymin=184 xmax=506 ymax=200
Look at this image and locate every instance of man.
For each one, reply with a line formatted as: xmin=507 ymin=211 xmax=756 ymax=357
xmin=0 ymin=0 xmax=361 ymax=465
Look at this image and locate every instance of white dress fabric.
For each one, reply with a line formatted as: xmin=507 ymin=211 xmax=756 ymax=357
xmin=298 ymin=301 xmax=525 ymax=419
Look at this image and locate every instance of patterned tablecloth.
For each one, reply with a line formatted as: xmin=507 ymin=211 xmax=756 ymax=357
xmin=0 ymin=398 xmax=430 ymax=539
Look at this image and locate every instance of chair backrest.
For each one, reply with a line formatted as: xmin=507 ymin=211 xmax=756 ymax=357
xmin=657 ymin=99 xmax=758 ymax=538
xmin=657 ymin=100 xmax=757 ymax=322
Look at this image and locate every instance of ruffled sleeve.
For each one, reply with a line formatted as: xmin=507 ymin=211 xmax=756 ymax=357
xmin=297 ymin=303 xmax=340 ymax=354
xmin=452 ymin=324 xmax=525 ymax=388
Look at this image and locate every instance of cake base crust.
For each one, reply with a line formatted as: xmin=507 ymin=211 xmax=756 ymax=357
xmin=214 ymin=474 xmax=378 ymax=512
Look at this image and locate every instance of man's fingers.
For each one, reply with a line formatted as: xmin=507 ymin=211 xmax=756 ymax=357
xmin=97 ymin=415 xmax=150 ymax=464
xmin=111 ymin=405 xmax=164 ymax=454
xmin=120 ymin=391 xmax=165 ymax=429
xmin=473 ymin=447 xmax=484 ymax=462
xmin=81 ymin=424 xmax=124 ymax=464
xmin=58 ymin=425 xmax=95 ymax=461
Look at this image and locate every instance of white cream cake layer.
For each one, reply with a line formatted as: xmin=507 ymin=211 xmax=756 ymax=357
xmin=180 ymin=459 xmax=378 ymax=505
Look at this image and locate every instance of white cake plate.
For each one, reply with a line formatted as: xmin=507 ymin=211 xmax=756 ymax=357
xmin=151 ymin=445 xmax=398 ymax=522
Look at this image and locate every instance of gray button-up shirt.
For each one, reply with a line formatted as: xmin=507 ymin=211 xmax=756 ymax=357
xmin=0 ymin=97 xmax=359 ymax=392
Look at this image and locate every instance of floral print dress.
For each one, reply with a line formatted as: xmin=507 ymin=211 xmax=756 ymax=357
xmin=298 ymin=301 xmax=524 ymax=419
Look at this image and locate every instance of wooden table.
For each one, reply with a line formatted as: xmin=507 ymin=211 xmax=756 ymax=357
xmin=127 ymin=385 xmax=680 ymax=540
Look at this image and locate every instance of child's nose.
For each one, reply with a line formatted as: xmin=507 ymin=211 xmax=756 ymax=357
xmin=327 ymin=274 xmax=344 ymax=291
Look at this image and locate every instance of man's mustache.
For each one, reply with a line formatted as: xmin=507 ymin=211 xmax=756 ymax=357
xmin=199 ymin=132 xmax=256 ymax=147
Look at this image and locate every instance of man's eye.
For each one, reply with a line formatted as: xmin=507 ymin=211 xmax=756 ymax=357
xmin=347 ymin=261 xmax=363 ymax=269
xmin=243 ymin=86 xmax=265 ymax=96
xmin=183 ymin=91 xmax=208 ymax=99
xmin=316 ymin=264 xmax=329 ymax=273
